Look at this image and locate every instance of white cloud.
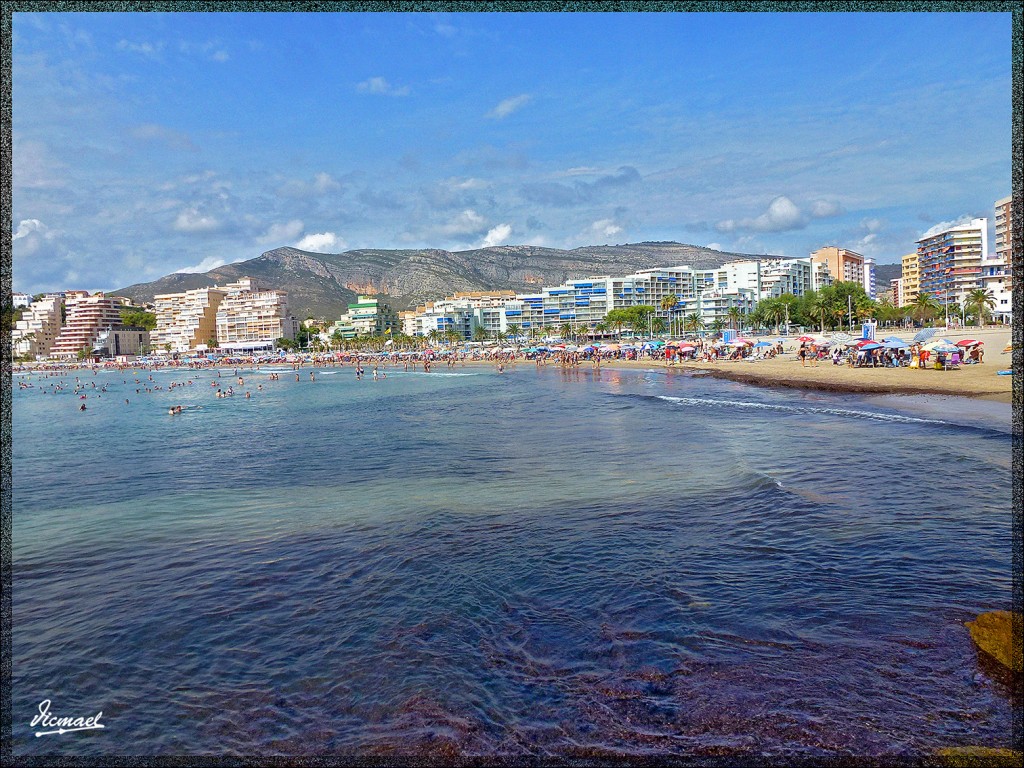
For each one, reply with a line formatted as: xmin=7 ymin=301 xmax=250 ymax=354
xmin=705 ymin=242 xmax=723 ymax=251
xmin=590 ymin=219 xmax=623 ymax=238
xmin=173 ymin=208 xmax=222 ymax=233
xmin=295 ymin=232 xmax=345 ymax=252
xmin=860 ymin=217 xmax=885 ymax=233
xmin=313 ymin=172 xmax=341 ymax=193
xmin=440 ymin=209 xmax=486 ymax=236
xmin=716 ymin=196 xmax=807 ymax=233
xmin=810 ymin=200 xmax=844 ymax=218
xmin=12 ymin=219 xmax=47 ymax=241
xmin=117 ymin=39 xmax=164 ymax=58
xmin=175 ymin=256 xmax=226 ymax=274
xmin=480 ymin=223 xmax=512 ymax=248
xmin=257 ymin=219 xmax=304 ymax=245
xmin=920 ymin=215 xmax=975 ymax=240
xmin=356 ymin=77 xmax=410 ymax=96
xmin=211 ymin=50 xmax=229 ymax=62
xmin=131 ymin=123 xmax=197 ymax=152
xmin=487 ymin=93 xmax=532 ymax=119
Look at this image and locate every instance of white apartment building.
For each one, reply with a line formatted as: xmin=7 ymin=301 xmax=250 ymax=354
xmin=216 ymin=278 xmax=298 ymax=350
xmin=152 ymin=286 xmax=228 ymax=353
xmin=12 ymin=295 xmax=62 ymax=358
xmin=862 ymin=258 xmax=877 ymax=299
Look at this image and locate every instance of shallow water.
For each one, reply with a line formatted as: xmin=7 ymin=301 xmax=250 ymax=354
xmin=10 ymin=363 xmax=1015 ymax=757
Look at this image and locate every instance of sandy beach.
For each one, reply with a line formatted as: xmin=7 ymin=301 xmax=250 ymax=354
xmin=603 ymin=327 xmax=1017 ymax=403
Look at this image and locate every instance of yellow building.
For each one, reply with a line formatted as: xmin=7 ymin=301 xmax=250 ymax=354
xmin=900 ymin=252 xmax=919 ymax=306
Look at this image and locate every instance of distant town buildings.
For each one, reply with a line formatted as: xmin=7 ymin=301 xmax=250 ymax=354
xmin=862 ymin=257 xmax=877 ymax=299
xmin=329 ymin=295 xmax=399 ymax=340
xmin=993 ymin=194 xmax=1013 ymax=293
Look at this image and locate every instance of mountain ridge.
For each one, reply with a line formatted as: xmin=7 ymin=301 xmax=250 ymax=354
xmin=114 ymin=242 xmax=770 ymax=321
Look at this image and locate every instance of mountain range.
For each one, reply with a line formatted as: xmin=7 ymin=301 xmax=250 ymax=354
xmin=114 ymin=242 xmax=770 ymax=322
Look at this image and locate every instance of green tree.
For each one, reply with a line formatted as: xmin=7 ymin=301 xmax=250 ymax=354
xmin=910 ymin=292 xmax=941 ymax=326
xmin=76 ymin=345 xmax=92 ymax=361
xmin=650 ymin=317 xmax=666 ymax=335
xmin=964 ymin=288 xmax=996 ymax=327
xmin=559 ymin=322 xmax=573 ymax=340
xmin=709 ymin=317 xmax=726 ymax=336
xmin=119 ymin=308 xmax=157 ymax=331
xmin=726 ymin=305 xmax=743 ymax=332
xmin=683 ymin=312 xmax=703 ymax=334
xmin=507 ymin=323 xmax=521 ymax=341
xmin=472 ymin=326 xmax=490 ymax=342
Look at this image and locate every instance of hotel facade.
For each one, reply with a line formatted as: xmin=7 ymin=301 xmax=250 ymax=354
xmin=916 ymin=218 xmax=987 ymax=308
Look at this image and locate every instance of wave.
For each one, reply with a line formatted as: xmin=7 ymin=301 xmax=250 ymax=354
xmin=613 ymin=393 xmax=1008 ymax=435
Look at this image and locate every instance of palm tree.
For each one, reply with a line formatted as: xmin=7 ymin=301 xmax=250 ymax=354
xmin=910 ymin=292 xmax=941 ymax=326
xmin=709 ymin=317 xmax=726 ymax=337
xmin=964 ymin=288 xmax=996 ymax=327
xmin=650 ymin=317 xmax=666 ymax=336
xmin=559 ymin=322 xmax=573 ymax=341
xmin=806 ymin=291 xmax=831 ymax=333
xmin=726 ymin=305 xmax=743 ymax=332
xmin=683 ymin=312 xmax=703 ymax=335
xmin=472 ymin=326 xmax=490 ymax=343
xmin=507 ymin=323 xmax=521 ymax=342
xmin=661 ymin=294 xmax=679 ymax=336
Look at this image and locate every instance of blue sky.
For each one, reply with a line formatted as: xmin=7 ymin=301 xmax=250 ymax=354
xmin=11 ymin=11 xmax=1012 ymax=294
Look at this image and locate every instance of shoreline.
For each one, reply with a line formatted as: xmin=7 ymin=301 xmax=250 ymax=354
xmin=595 ymin=358 xmax=1015 ymax=403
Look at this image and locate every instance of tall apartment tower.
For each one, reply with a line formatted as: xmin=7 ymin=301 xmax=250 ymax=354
xmin=50 ymin=293 xmax=128 ymax=357
xmin=900 ymin=253 xmax=919 ymax=306
xmin=809 ymin=247 xmax=865 ymax=286
xmin=151 ymin=286 xmax=228 ymax=352
xmin=215 ymin=277 xmax=298 ymax=349
xmin=916 ymin=218 xmax=987 ymax=307
xmin=994 ymin=195 xmax=1013 ymax=290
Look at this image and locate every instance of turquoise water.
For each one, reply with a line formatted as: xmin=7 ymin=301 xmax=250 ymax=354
xmin=10 ymin=364 xmax=1015 ymax=757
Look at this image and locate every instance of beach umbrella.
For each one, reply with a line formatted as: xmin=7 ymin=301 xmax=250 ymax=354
xmin=753 ymin=341 xmax=773 ymax=348
xmin=883 ymin=339 xmax=909 ymax=349
xmin=955 ymin=339 xmax=982 ymax=347
xmin=796 ymin=335 xmax=817 ymax=342
xmin=912 ymin=328 xmax=937 ymax=344
xmin=859 ymin=342 xmax=885 ymax=351
xmin=601 ymin=343 xmax=620 ymax=351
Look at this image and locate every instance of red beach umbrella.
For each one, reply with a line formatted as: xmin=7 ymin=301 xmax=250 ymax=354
xmin=797 ymin=335 xmax=816 ymax=342
xmin=955 ymin=339 xmax=982 ymax=347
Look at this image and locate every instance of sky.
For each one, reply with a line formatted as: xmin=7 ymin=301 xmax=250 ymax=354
xmin=10 ymin=10 xmax=1013 ymax=294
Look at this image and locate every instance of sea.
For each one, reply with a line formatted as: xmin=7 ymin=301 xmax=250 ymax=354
xmin=9 ymin=362 xmax=1016 ymax=758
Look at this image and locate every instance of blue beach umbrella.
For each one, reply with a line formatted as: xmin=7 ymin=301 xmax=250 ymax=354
xmin=883 ymin=339 xmax=909 ymax=348
xmin=860 ymin=342 xmax=885 ymax=351
xmin=753 ymin=341 xmax=773 ymax=348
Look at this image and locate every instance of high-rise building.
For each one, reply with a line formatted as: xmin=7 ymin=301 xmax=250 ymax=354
xmin=900 ymin=253 xmax=919 ymax=306
xmin=50 ymin=293 xmax=129 ymax=358
xmin=862 ymin=257 xmax=877 ymax=299
xmin=890 ymin=278 xmax=904 ymax=308
xmin=916 ymin=218 xmax=987 ymax=308
xmin=152 ymin=286 xmax=228 ymax=352
xmin=12 ymin=295 xmax=62 ymax=358
xmin=994 ymin=195 xmax=1013 ymax=291
xmin=810 ymin=247 xmax=865 ymax=285
xmin=215 ymin=277 xmax=298 ymax=350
